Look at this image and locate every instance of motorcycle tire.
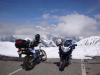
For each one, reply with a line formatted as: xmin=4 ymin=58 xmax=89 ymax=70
xmin=22 ymin=56 xmax=35 ymax=70
xmin=59 ymin=60 xmax=66 ymax=71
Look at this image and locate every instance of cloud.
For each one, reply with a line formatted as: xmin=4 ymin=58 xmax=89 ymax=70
xmin=42 ymin=13 xmax=59 ymax=20
xmin=41 ymin=13 xmax=98 ymax=37
xmin=0 ymin=24 xmax=15 ymax=35
xmin=0 ymin=13 xmax=99 ymax=38
xmin=42 ymin=13 xmax=50 ymax=19
xmin=95 ymin=14 xmax=100 ymax=30
xmin=95 ymin=14 xmax=100 ymax=20
xmin=55 ymin=13 xmax=97 ymax=37
xmin=14 ymin=24 xmax=55 ymax=39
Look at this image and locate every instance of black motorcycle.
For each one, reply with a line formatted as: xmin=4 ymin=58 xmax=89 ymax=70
xmin=15 ymin=39 xmax=47 ymax=70
xmin=18 ymin=47 xmax=47 ymax=70
xmin=58 ymin=44 xmax=77 ymax=71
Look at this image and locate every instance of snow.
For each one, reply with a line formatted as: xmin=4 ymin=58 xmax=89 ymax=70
xmin=73 ymin=36 xmax=100 ymax=59
xmin=77 ymin=36 xmax=100 ymax=46
xmin=72 ymin=46 xmax=100 ymax=59
xmin=0 ymin=36 xmax=100 ymax=59
xmin=42 ymin=39 xmax=56 ymax=47
xmin=0 ymin=41 xmax=18 ymax=57
xmin=42 ymin=47 xmax=59 ymax=58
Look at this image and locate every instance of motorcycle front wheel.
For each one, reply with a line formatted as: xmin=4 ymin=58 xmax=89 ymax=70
xmin=39 ymin=49 xmax=47 ymax=61
xmin=59 ymin=60 xmax=66 ymax=71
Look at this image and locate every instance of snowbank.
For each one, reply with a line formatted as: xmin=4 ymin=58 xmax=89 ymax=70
xmin=0 ymin=41 xmax=18 ymax=57
xmin=42 ymin=47 xmax=59 ymax=58
xmin=72 ymin=46 xmax=100 ymax=59
xmin=0 ymin=36 xmax=100 ymax=59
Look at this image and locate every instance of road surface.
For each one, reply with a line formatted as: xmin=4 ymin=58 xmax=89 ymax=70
xmin=0 ymin=57 xmax=100 ymax=75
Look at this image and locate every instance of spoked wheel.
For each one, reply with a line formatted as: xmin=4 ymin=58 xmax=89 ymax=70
xmin=39 ymin=49 xmax=47 ymax=61
xmin=22 ymin=56 xmax=35 ymax=70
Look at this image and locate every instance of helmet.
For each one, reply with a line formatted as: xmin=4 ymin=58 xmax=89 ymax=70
xmin=35 ymin=34 xmax=40 ymax=40
xmin=56 ymin=38 xmax=63 ymax=46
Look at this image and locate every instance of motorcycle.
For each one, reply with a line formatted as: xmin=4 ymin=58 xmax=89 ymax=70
xmin=18 ymin=47 xmax=47 ymax=70
xmin=58 ymin=44 xmax=77 ymax=71
xmin=15 ymin=39 xmax=47 ymax=70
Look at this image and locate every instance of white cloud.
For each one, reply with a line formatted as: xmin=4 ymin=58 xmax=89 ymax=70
xmin=0 ymin=13 xmax=99 ymax=38
xmin=42 ymin=13 xmax=50 ymax=19
xmin=55 ymin=13 xmax=97 ymax=37
xmin=14 ymin=24 xmax=55 ymax=39
xmin=42 ymin=13 xmax=59 ymax=20
xmin=0 ymin=24 xmax=15 ymax=35
xmin=95 ymin=14 xmax=100 ymax=20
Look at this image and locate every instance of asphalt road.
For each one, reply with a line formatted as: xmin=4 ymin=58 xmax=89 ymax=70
xmin=0 ymin=57 xmax=100 ymax=75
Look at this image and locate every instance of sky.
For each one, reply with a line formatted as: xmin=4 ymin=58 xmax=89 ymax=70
xmin=0 ymin=0 xmax=100 ymax=37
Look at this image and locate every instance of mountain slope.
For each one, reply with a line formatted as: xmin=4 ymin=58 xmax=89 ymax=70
xmin=77 ymin=36 xmax=100 ymax=46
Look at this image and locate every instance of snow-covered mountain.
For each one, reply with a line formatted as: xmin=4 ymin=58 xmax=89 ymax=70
xmin=41 ymin=39 xmax=56 ymax=47
xmin=0 ymin=35 xmax=56 ymax=47
xmin=72 ymin=36 xmax=100 ymax=59
xmin=77 ymin=36 xmax=100 ymax=46
xmin=0 ymin=35 xmax=79 ymax=47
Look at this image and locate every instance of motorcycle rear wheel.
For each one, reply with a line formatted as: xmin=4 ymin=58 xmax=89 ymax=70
xmin=22 ymin=56 xmax=35 ymax=70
